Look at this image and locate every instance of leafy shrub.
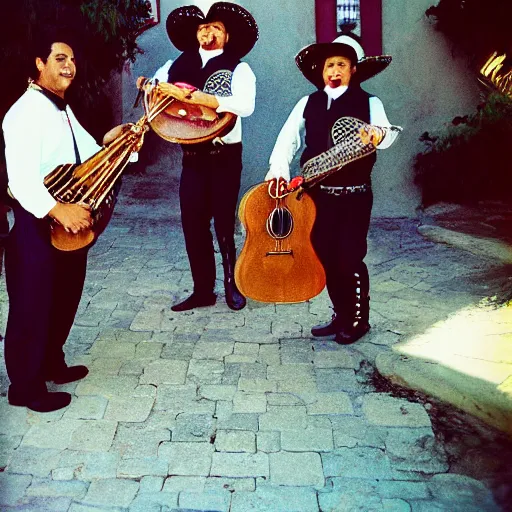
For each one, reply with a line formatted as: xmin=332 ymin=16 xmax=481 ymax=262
xmin=414 ymin=93 xmax=512 ymax=206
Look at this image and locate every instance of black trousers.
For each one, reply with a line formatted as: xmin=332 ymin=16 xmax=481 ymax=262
xmin=179 ymin=143 xmax=243 ymax=294
xmin=309 ymin=187 xmax=373 ymax=320
xmin=4 ymin=206 xmax=87 ymax=400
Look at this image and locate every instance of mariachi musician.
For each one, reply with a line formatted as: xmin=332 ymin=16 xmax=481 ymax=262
xmin=265 ymin=32 xmax=401 ymax=345
xmin=2 ymin=33 xmax=131 ymax=412
xmin=139 ymin=2 xmax=258 ymax=312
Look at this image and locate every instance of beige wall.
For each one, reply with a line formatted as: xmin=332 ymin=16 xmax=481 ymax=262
xmin=122 ymin=0 xmax=480 ymax=217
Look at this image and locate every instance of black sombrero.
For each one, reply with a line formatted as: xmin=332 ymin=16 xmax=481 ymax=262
xmin=296 ymin=34 xmax=392 ymax=88
xmin=166 ymin=2 xmax=259 ymax=58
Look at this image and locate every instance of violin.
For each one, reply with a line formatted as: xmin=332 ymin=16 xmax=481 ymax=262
xmin=235 ymin=177 xmax=326 ymax=303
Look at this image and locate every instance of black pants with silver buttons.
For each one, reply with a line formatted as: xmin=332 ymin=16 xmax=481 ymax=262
xmin=308 ymin=185 xmax=373 ymax=324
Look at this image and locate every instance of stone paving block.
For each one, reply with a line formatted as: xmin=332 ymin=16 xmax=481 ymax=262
xmin=330 ymin=416 xmax=386 ymax=449
xmin=305 ymin=391 xmax=354 ymax=415
xmin=187 ymin=359 xmax=225 ymax=384
xmin=75 ymin=375 xmax=140 ymax=398
xmin=8 ymin=496 xmax=73 ymax=511
xmin=89 ymin=340 xmax=136 ymax=361
xmin=171 ymin=413 xmax=216 ymax=442
xmin=270 ymin=451 xmax=324 ymax=488
xmin=178 ymin=490 xmax=232 ymax=512
xmin=204 ymin=476 xmax=255 ymax=492
xmin=233 ymin=392 xmax=267 ymax=413
xmin=87 ymin=357 xmax=124 ymax=375
xmin=111 ymin=425 xmax=170 ymax=459
xmin=259 ymin=406 xmax=308 ymax=431
xmin=130 ymin=308 xmax=164 ymax=331
xmin=159 ymin=441 xmax=214 ymax=476
xmin=0 ymin=473 xmax=32 ymax=506
xmin=104 ymin=396 xmax=155 ymax=422
xmin=267 ymin=364 xmax=314 ymax=381
xmin=240 ymin=362 xmax=268 ymax=379
xmin=192 ymin=341 xmax=234 ymax=360
xmin=199 ymin=384 xmax=237 ymax=401
xmin=26 ymin=478 xmax=88 ymax=499
xmin=163 ymin=475 xmax=206 ymax=492
xmin=313 ymin=348 xmax=357 ymax=369
xmin=154 ymin=383 xmax=213 ymax=415
xmin=161 ymin=341 xmax=196 ymax=360
xmin=22 ymin=419 xmax=86 ymax=450
xmin=277 ymin=378 xmax=318 ymax=394
xmin=362 ymin=393 xmax=432 ymax=427
xmin=6 ymin=447 xmax=62 ymax=478
xmin=67 ymin=420 xmax=117 ymax=452
xmin=0 ymin=434 xmax=21 ymax=468
xmin=280 ymin=339 xmax=315 ymax=364
xmin=210 ymin=452 xmax=269 ymax=478
xmin=266 ymin=393 xmax=305 ymax=406
xmin=128 ymin=491 xmax=180 ymax=512
xmin=258 ymin=344 xmax=281 ymax=366
xmin=117 ymin=456 xmax=168 ymax=478
xmin=216 ymin=412 xmax=259 ymax=431
xmin=75 ymin=452 xmax=120 ymax=481
xmin=257 ymin=431 xmax=281 ymax=453
xmin=281 ymin=427 xmax=334 ymax=452
xmin=238 ymin=378 xmax=278 ymax=393
xmin=215 ymin=430 xmax=256 ymax=453
xmin=318 ymin=491 xmax=385 ymax=512
xmin=231 ymin=329 xmax=278 ymax=344
xmin=322 ymin=447 xmax=393 ymax=479
xmin=427 ymin=473 xmax=500 ymax=510
xmin=230 ymin=486 xmax=319 ymax=512
xmin=316 ymin=368 xmax=362 ymax=392
xmin=0 ymin=399 xmax=31 ymax=436
xmin=271 ymin=320 xmax=303 ymax=338
xmin=328 ymin=477 xmax=430 ymax=500
xmin=386 ymin=428 xmax=449 ymax=474
xmin=135 ymin=341 xmax=163 ymax=359
xmin=83 ymin=478 xmax=139 ymax=508
xmin=140 ymin=359 xmax=188 ymax=385
xmin=235 ymin=342 xmax=260 ymax=357
xmin=139 ymin=475 xmax=164 ymax=493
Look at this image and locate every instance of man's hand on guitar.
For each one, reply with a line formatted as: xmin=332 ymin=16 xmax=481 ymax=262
xmin=359 ymin=126 xmax=384 ymax=147
xmin=265 ymin=166 xmax=290 ymax=182
xmin=49 ymin=203 xmax=92 ymax=234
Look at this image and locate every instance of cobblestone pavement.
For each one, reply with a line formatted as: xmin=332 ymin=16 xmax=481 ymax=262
xmin=0 ymin=168 xmax=510 ymax=511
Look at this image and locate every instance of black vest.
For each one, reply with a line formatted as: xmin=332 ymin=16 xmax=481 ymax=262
xmin=168 ymin=50 xmax=240 ymax=90
xmin=301 ymin=85 xmax=377 ymax=187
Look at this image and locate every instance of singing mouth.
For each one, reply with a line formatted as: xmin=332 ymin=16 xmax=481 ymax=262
xmin=329 ymin=79 xmax=342 ymax=87
xmin=61 ymin=72 xmax=74 ymax=79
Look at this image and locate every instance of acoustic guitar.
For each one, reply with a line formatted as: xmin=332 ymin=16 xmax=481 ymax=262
xmin=235 ymin=177 xmax=326 ymax=303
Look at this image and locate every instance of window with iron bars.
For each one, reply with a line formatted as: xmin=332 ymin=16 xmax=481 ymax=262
xmin=337 ymin=0 xmax=361 ymax=35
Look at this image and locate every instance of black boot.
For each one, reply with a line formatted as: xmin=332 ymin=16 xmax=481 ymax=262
xmin=218 ymin=237 xmax=246 ymax=311
xmin=334 ymin=271 xmax=370 ymax=345
xmin=171 ymin=292 xmax=217 ymax=312
xmin=311 ymin=314 xmax=344 ymax=337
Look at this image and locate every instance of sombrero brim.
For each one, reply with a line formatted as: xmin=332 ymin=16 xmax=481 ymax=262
xmin=296 ymin=42 xmax=392 ymax=88
xmin=166 ymin=2 xmax=259 ymax=58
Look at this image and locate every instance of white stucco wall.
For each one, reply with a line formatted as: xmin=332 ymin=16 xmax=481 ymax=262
xmin=122 ymin=0 xmax=480 ymax=217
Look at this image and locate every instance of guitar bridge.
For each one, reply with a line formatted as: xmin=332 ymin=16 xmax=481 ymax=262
xmin=266 ymin=250 xmax=293 ymax=256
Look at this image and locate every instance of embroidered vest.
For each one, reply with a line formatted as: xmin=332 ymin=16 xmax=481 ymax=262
xmin=168 ymin=50 xmax=240 ymax=90
xmin=301 ymin=85 xmax=377 ymax=187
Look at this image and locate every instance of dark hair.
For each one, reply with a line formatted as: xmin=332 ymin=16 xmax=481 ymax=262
xmin=29 ymin=29 xmax=76 ymax=79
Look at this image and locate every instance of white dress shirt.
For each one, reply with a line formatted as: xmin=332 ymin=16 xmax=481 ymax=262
xmin=3 ymin=88 xmax=101 ymax=218
xmin=153 ymin=48 xmax=256 ymax=144
xmin=267 ymin=86 xmax=401 ymax=181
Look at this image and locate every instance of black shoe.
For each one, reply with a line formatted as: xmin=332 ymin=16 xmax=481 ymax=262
xmin=311 ymin=314 xmax=342 ymax=337
xmin=171 ymin=292 xmax=217 ymax=312
xmin=225 ymin=280 xmax=246 ymax=311
xmin=334 ymin=322 xmax=371 ymax=345
xmin=46 ymin=365 xmax=89 ymax=385
xmin=8 ymin=391 xmax=72 ymax=413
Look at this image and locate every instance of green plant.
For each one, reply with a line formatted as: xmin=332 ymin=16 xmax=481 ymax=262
xmin=414 ymin=93 xmax=512 ymax=206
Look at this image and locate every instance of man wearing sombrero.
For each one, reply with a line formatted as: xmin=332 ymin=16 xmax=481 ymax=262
xmin=266 ymin=32 xmax=401 ymax=344
xmin=147 ymin=2 xmax=258 ymax=312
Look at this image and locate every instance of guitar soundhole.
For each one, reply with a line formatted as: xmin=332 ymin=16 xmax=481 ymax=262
xmin=267 ymin=207 xmax=293 ymax=239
